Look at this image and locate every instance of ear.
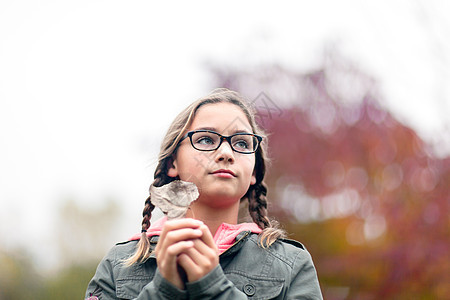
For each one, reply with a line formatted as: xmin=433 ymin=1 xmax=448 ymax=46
xmin=250 ymin=170 xmax=257 ymax=185
xmin=167 ymin=157 xmax=179 ymax=178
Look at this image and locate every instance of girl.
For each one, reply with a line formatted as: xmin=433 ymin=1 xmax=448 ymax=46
xmin=85 ymin=88 xmax=323 ymax=299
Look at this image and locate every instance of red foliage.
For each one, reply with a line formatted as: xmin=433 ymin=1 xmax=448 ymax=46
xmin=209 ymin=59 xmax=449 ymax=299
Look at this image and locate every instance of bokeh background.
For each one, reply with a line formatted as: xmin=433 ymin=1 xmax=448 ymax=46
xmin=1 ymin=1 xmax=449 ymax=299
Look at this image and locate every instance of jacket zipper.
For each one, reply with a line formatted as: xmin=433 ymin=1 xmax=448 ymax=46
xmin=219 ymin=231 xmax=251 ymax=257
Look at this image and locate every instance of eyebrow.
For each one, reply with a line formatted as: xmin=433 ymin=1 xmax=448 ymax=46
xmin=194 ymin=127 xmax=253 ymax=134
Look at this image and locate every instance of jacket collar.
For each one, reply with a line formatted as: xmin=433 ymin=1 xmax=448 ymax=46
xmin=213 ymin=221 xmax=262 ymax=254
xmin=129 ymin=216 xmax=262 ymax=254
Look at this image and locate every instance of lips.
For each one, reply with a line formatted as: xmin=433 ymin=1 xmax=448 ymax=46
xmin=211 ymin=169 xmax=236 ymax=177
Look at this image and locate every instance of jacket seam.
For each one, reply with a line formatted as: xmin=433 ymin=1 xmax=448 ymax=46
xmin=116 ymin=276 xmax=153 ymax=281
xmin=248 ymin=236 xmax=295 ymax=268
xmin=224 ymin=270 xmax=285 ymax=282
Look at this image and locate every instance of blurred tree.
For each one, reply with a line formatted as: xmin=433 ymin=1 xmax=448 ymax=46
xmin=209 ymin=50 xmax=449 ymax=299
xmin=0 ymin=250 xmax=42 ymax=299
xmin=35 ymin=197 xmax=121 ymax=299
xmin=0 ymin=198 xmax=120 ymax=299
xmin=55 ymin=197 xmax=120 ymax=267
xmin=36 ymin=264 xmax=97 ymax=300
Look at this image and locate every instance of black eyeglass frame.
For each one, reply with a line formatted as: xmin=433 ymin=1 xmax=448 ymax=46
xmin=180 ymin=130 xmax=263 ymax=154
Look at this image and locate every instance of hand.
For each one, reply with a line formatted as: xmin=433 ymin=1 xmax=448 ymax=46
xmin=177 ymin=223 xmax=219 ymax=283
xmin=154 ymin=218 xmax=204 ymax=289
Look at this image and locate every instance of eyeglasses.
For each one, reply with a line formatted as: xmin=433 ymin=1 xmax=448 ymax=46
xmin=180 ymin=130 xmax=263 ymax=154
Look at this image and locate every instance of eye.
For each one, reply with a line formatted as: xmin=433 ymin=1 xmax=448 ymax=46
xmin=192 ymin=131 xmax=219 ymax=148
xmin=232 ymin=136 xmax=252 ymax=150
xmin=234 ymin=140 xmax=249 ymax=149
xmin=196 ymin=135 xmax=215 ymax=145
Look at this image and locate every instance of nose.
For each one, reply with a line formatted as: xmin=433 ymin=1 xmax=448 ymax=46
xmin=215 ymin=139 xmax=235 ymax=163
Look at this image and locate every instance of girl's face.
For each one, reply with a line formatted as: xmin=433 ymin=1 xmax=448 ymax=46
xmin=168 ymin=102 xmax=257 ymax=208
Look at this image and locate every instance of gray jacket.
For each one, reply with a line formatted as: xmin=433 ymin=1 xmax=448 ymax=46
xmin=85 ymin=231 xmax=323 ymax=299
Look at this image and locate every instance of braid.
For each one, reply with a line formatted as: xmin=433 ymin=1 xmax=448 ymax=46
xmin=248 ymin=181 xmax=286 ymax=248
xmin=248 ymin=182 xmax=271 ymax=229
xmin=124 ymin=161 xmax=175 ymax=266
xmin=140 ymin=171 xmax=170 ymax=232
xmin=141 ymin=195 xmax=155 ymax=232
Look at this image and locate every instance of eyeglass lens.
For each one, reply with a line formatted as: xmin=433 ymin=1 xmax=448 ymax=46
xmin=191 ymin=131 xmax=257 ymax=153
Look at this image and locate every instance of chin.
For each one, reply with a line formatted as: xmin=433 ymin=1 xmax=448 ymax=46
xmin=200 ymin=192 xmax=241 ymax=207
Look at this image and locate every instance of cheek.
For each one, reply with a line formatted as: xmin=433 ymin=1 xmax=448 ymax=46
xmin=180 ymin=151 xmax=213 ymax=176
xmin=248 ymin=158 xmax=257 ymax=185
xmin=191 ymin=152 xmax=215 ymax=171
xmin=242 ymin=157 xmax=256 ymax=176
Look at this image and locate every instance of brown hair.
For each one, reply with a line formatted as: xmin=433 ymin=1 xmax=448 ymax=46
xmin=125 ymin=88 xmax=285 ymax=265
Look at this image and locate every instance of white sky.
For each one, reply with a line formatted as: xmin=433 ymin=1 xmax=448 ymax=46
xmin=0 ymin=0 xmax=449 ymax=269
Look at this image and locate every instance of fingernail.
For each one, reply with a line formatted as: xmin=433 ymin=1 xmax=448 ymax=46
xmin=193 ymin=220 xmax=203 ymax=225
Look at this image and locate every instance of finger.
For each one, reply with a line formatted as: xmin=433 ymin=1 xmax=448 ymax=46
xmin=158 ymin=240 xmax=195 ymax=267
xmin=166 ymin=240 xmax=195 ymax=257
xmin=178 ymin=245 xmax=218 ymax=282
xmin=177 ymin=253 xmax=203 ymax=282
xmin=197 ymin=224 xmax=218 ymax=252
xmin=162 ymin=218 xmax=204 ymax=234
xmin=157 ymin=241 xmax=194 ymax=290
xmin=190 ymin=239 xmax=215 ymax=257
xmin=181 ymin=243 xmax=204 ymax=265
xmin=156 ymin=228 xmax=203 ymax=254
xmin=157 ymin=240 xmax=194 ymax=265
xmin=157 ymin=219 xmax=203 ymax=251
xmin=162 ymin=228 xmax=203 ymax=245
xmin=190 ymin=239 xmax=219 ymax=265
